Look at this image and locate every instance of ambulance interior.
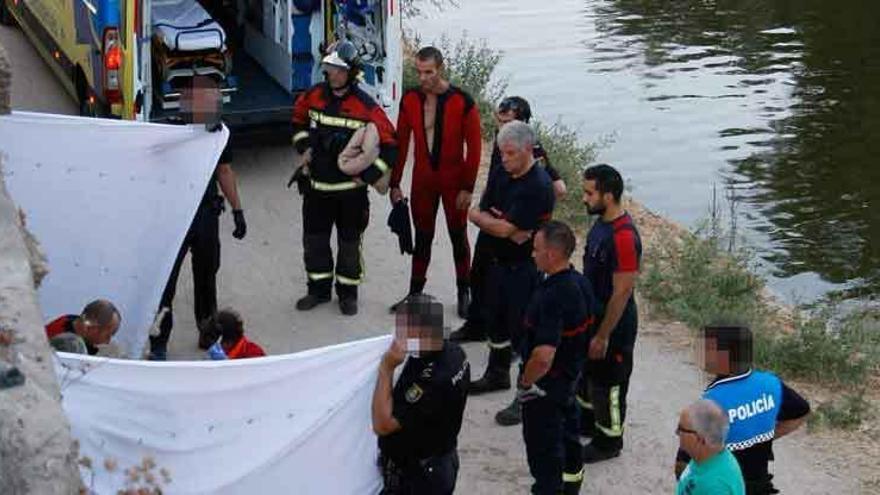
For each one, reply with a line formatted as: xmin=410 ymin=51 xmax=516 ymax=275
xmin=147 ymin=0 xmax=397 ymax=125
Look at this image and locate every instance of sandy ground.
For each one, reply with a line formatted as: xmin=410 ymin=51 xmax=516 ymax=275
xmin=2 ymin=24 xmax=876 ymax=493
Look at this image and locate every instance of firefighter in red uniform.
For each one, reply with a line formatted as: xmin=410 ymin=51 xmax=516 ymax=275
xmin=389 ymin=46 xmax=482 ymax=318
xmin=291 ymin=41 xmax=397 ymax=316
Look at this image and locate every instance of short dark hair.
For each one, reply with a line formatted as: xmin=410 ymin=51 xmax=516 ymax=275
xmin=416 ymin=46 xmax=444 ymax=67
xmin=702 ymin=324 xmax=753 ymax=373
xmin=498 ymin=96 xmax=532 ymax=123
xmin=212 ymin=308 xmax=245 ymax=344
xmin=81 ymin=299 xmax=119 ymax=327
xmin=538 ymin=220 xmax=576 ymax=258
xmin=395 ymin=293 xmax=444 ymax=333
xmin=582 ymin=164 xmax=624 ymax=202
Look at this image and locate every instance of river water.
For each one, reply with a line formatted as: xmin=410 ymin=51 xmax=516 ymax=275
xmin=413 ymin=0 xmax=880 ymax=303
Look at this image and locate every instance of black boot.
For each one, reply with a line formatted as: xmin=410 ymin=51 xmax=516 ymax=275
xmin=469 ymin=347 xmax=512 ymax=395
xmin=456 ymin=285 xmax=470 ymax=320
xmin=339 ymin=297 xmax=358 ymax=316
xmin=494 ymin=396 xmax=521 ymax=426
xmin=563 ymin=478 xmax=583 ymax=495
xmin=296 ymin=293 xmax=330 ymax=311
xmin=449 ymin=320 xmax=487 ymax=342
xmin=582 ymin=443 xmax=621 ymax=464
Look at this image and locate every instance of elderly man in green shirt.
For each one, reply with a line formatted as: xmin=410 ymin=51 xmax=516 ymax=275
xmin=676 ymin=399 xmax=746 ymax=495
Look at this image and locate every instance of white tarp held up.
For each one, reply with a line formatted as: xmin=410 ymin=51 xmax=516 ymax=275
xmin=0 ymin=112 xmax=226 ymax=357
xmin=56 ymin=335 xmax=388 ymax=494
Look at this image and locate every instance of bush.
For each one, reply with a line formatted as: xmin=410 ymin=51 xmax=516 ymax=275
xmin=809 ymin=390 xmax=874 ymax=431
xmin=534 ymin=122 xmax=597 ymax=226
xmin=642 ymin=209 xmax=880 ymax=426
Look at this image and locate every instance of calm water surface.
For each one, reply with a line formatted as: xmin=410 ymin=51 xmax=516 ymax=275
xmin=414 ymin=0 xmax=880 ymax=303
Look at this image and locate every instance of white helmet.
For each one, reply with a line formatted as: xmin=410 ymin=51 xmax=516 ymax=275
xmin=321 ymin=40 xmax=360 ymax=71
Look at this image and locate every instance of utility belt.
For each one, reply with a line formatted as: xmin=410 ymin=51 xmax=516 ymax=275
xmin=378 ymin=449 xmax=456 ymax=494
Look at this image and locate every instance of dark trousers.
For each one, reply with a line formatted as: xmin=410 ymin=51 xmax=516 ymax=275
xmin=522 ymin=394 xmax=583 ymax=495
xmin=410 ymin=185 xmax=470 ymax=289
xmin=302 ymin=188 xmax=369 ymax=299
xmin=484 ymin=260 xmax=539 ymax=353
xmin=464 ymin=232 xmax=493 ymax=326
xmin=150 ymin=202 xmax=220 ymax=352
xmin=578 ymin=348 xmax=634 ymax=451
xmin=380 ymin=450 xmax=459 ymax=495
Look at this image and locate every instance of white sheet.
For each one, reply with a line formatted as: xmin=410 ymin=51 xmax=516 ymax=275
xmin=56 ymin=336 xmax=388 ymax=494
xmin=0 ymin=112 xmax=227 ymax=358
xmin=153 ymin=0 xmax=227 ymax=52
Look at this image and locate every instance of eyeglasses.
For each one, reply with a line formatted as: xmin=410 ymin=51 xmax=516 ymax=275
xmin=675 ymin=424 xmax=698 ymax=436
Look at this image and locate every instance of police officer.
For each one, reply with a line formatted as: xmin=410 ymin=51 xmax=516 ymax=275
xmin=579 ymin=163 xmax=641 ymax=462
xmin=675 ymin=324 xmax=810 ymax=494
xmin=467 ymin=121 xmax=555 ymax=404
xmin=291 ymin=41 xmax=397 ymax=316
xmin=372 ymin=294 xmax=470 ymax=494
xmin=519 ymin=221 xmax=596 ymax=495
xmin=149 ymin=76 xmax=247 ymax=361
xmin=451 ymin=96 xmax=565 ymax=344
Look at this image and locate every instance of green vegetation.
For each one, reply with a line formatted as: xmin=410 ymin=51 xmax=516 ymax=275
xmin=641 ymin=197 xmax=880 ymax=427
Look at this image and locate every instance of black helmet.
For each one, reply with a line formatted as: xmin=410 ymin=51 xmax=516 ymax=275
xmin=498 ymin=96 xmax=532 ymax=123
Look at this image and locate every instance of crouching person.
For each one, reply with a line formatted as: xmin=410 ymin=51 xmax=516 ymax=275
xmin=372 ymin=294 xmax=470 ymax=494
xmin=204 ymin=308 xmax=265 ymax=360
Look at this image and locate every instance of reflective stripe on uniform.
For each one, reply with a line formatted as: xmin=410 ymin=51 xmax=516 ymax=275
xmin=488 ymin=340 xmax=510 ymax=350
xmin=562 ymin=467 xmax=585 ymax=483
xmin=292 ymin=130 xmax=309 ymax=144
xmin=576 ymin=395 xmax=593 ymax=410
xmin=595 ymin=385 xmax=623 ymax=438
xmin=309 ymin=110 xmax=367 ymax=130
xmin=373 ymin=157 xmax=390 ymax=173
xmin=310 ymin=179 xmax=365 ymax=192
xmin=336 ymin=274 xmax=362 ymax=286
xmin=308 ymin=272 xmax=334 ymax=281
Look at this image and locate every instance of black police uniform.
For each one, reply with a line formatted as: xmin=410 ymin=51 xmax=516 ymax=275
xmin=520 ymin=268 xmax=596 ymax=495
xmin=378 ymin=342 xmax=470 ymax=495
xmin=578 ymin=212 xmax=642 ymax=453
xmin=472 ymin=163 xmax=555 ymax=387
xmin=463 ymin=140 xmax=561 ymax=333
xmin=150 ymin=122 xmax=231 ymax=356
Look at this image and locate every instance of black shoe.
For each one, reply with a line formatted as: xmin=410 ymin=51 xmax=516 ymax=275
xmin=494 ymin=398 xmax=521 ymax=426
xmin=457 ymin=288 xmax=470 ymax=319
xmin=468 ymin=369 xmax=510 ymax=395
xmin=339 ymin=297 xmax=358 ymax=316
xmin=296 ymin=294 xmax=330 ymax=311
xmin=582 ymin=444 xmax=621 ymax=464
xmin=148 ymin=349 xmax=167 ymax=361
xmin=197 ymin=318 xmax=220 ymax=350
xmin=449 ymin=321 xmax=487 ymax=342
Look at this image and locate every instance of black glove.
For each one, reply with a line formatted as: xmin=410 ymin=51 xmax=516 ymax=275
xmin=232 ymin=209 xmax=247 ymax=239
xmin=287 ymin=165 xmax=311 ymax=196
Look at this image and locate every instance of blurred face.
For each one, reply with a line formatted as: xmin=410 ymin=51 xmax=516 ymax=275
xmin=676 ymin=410 xmax=701 ymax=458
xmin=81 ymin=313 xmax=119 ymax=346
xmin=582 ymin=179 xmax=609 ymax=216
xmin=499 ymin=140 xmax=532 ymax=176
xmin=395 ymin=314 xmax=444 ymax=357
xmin=415 ymin=58 xmax=444 ymax=93
xmin=323 ymin=65 xmax=350 ymax=90
xmin=179 ymin=80 xmax=220 ymax=124
xmin=701 ymin=337 xmax=731 ymax=376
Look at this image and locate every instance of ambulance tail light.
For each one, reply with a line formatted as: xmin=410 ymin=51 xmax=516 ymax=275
xmin=103 ymin=28 xmax=122 ymax=104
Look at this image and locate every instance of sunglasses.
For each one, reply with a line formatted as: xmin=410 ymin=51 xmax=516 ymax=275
xmin=675 ymin=424 xmax=698 ymax=436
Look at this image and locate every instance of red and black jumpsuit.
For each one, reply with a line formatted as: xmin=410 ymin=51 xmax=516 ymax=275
xmin=292 ymin=82 xmax=397 ymax=299
xmin=390 ymin=86 xmax=482 ymax=295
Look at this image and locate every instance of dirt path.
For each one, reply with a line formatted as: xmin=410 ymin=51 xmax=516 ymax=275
xmin=1 ymin=26 xmax=874 ymax=492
